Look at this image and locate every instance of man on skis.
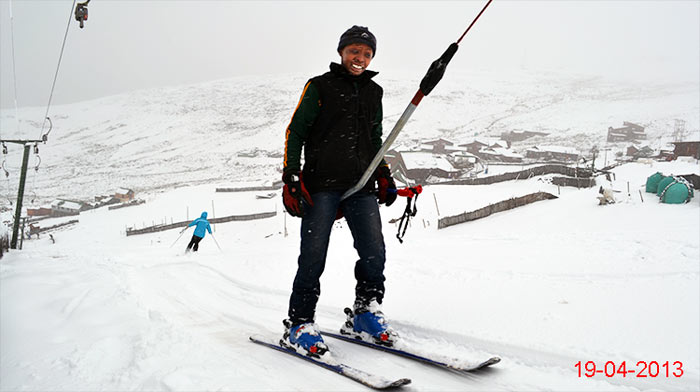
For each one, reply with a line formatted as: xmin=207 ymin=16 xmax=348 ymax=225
xmin=185 ymin=211 xmax=212 ymax=252
xmin=281 ymin=25 xmax=398 ymax=357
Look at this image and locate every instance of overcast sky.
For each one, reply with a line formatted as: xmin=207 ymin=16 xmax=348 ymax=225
xmin=1 ymin=0 xmax=698 ymax=110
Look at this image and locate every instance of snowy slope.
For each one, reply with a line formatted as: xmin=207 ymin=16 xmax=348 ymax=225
xmin=1 ymin=158 xmax=699 ymax=391
xmin=0 ymin=69 xmax=697 ymax=205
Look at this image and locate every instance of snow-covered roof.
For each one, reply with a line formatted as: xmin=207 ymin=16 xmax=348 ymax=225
xmin=480 ymin=147 xmax=524 ymax=158
xmin=459 ymin=137 xmax=507 ymax=147
xmin=401 ymin=152 xmax=456 ymax=172
xmin=422 ymin=138 xmax=454 ymax=146
xmin=444 ymin=145 xmax=468 ymax=153
xmin=527 ymin=145 xmax=579 ymax=155
xmin=51 ymin=200 xmax=82 ymax=210
xmin=451 ymin=150 xmax=479 ymax=158
xmin=115 ymin=188 xmax=132 ymax=195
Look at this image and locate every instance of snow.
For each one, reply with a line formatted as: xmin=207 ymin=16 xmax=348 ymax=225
xmin=1 ymin=157 xmax=699 ymax=391
xmin=401 ymin=151 xmax=455 ymax=172
xmin=527 ymin=145 xmax=581 ymax=155
xmin=0 ymin=68 xmax=697 ymax=203
xmin=0 ymin=69 xmax=699 ymax=390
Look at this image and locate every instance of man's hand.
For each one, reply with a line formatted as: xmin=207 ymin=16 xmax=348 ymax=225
xmin=376 ymin=166 xmax=397 ymax=206
xmin=282 ymin=171 xmax=313 ymax=217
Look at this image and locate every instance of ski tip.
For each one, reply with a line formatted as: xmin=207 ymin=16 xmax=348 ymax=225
xmin=485 ymin=356 xmax=501 ymax=366
xmin=391 ymin=378 xmax=412 ymax=388
xmin=466 ymin=356 xmax=501 ymax=372
xmin=373 ymin=377 xmax=411 ymax=390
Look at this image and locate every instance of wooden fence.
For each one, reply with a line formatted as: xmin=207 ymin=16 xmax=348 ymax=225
xmin=437 ymin=192 xmax=558 ymax=229
xmin=38 ymin=220 xmax=79 ymax=233
xmin=551 ymin=176 xmax=596 ymax=188
xmin=437 ymin=165 xmax=593 ymax=186
xmin=216 ymin=185 xmax=281 ymax=192
xmin=108 ymin=199 xmax=146 ymax=210
xmin=126 ymin=211 xmax=277 ymax=236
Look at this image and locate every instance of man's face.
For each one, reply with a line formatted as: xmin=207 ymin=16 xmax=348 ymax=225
xmin=340 ymin=43 xmax=374 ymax=76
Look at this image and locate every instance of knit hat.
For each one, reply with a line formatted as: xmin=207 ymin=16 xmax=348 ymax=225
xmin=337 ymin=25 xmax=376 ymax=57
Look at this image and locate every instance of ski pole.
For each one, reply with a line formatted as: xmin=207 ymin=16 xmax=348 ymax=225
xmin=210 ymin=232 xmax=223 ymax=252
xmin=340 ymin=0 xmax=494 ymax=202
xmin=392 ymin=186 xmax=423 ymax=243
xmin=169 ymin=226 xmax=188 ymax=248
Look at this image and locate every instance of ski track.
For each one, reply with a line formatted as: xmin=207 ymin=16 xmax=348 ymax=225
xmin=2 ymin=159 xmax=699 ymax=391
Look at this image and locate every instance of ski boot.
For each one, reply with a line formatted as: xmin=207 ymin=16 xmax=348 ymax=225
xmin=280 ymin=319 xmax=329 ymax=358
xmin=339 ymin=301 xmax=399 ymax=347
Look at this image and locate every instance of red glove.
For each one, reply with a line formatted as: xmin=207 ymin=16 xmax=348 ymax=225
xmin=282 ymin=171 xmax=313 ymax=217
xmin=376 ymin=166 xmax=397 ymax=206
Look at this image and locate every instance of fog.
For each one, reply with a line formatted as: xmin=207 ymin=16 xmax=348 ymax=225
xmin=1 ymin=0 xmax=698 ymax=111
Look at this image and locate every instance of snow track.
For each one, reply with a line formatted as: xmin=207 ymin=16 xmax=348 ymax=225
xmin=2 ymin=160 xmax=699 ymax=390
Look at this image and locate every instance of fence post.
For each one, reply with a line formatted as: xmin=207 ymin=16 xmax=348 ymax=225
xmin=433 ymin=193 xmax=440 ymax=217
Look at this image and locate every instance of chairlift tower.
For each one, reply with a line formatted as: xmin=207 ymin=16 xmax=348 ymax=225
xmin=1 ymin=136 xmax=46 ymax=249
xmin=674 ymin=119 xmax=687 ymax=142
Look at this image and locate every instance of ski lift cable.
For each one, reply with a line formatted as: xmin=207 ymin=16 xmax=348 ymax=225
xmin=39 ymin=0 xmax=77 ymax=140
xmin=8 ymin=0 xmax=20 ymax=139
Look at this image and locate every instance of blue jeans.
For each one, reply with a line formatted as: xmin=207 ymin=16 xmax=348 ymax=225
xmin=288 ymin=191 xmax=386 ymax=325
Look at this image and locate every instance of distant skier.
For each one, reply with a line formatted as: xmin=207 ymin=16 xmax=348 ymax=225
xmin=281 ymin=25 xmax=398 ymax=357
xmin=185 ymin=211 xmax=212 ymax=252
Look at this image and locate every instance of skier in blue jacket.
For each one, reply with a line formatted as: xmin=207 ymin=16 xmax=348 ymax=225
xmin=186 ymin=212 xmax=212 ymax=252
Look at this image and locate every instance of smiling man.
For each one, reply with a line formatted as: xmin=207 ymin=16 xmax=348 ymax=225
xmin=281 ymin=25 xmax=398 ymax=357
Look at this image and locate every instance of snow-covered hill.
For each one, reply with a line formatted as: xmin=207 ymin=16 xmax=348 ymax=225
xmin=1 ymin=158 xmax=699 ymax=391
xmin=1 ymin=68 xmax=700 ymax=390
xmin=0 ymin=69 xmax=697 ymax=205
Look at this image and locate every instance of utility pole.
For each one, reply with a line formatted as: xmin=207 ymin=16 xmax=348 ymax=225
xmin=1 ymin=137 xmax=45 ymax=249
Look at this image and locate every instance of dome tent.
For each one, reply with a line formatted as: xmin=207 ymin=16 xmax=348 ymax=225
xmin=659 ymin=177 xmax=695 ymax=204
xmin=656 ymin=176 xmax=675 ymax=197
xmin=645 ymin=172 xmax=664 ymax=193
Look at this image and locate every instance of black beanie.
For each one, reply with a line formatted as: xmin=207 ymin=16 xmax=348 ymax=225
xmin=337 ymin=25 xmax=377 ymax=57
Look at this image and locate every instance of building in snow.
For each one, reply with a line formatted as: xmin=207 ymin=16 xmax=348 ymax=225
xmin=525 ymin=145 xmax=580 ymax=162
xmin=478 ymin=146 xmax=524 ymax=163
xmin=386 ymin=151 xmax=461 ymax=183
xmin=114 ymin=188 xmax=135 ymax=202
xmin=672 ymin=141 xmax=700 ymax=160
xmin=500 ymin=130 xmax=549 ymax=143
xmin=420 ymin=138 xmax=455 ymax=154
xmin=607 ymin=121 xmax=646 ymax=142
xmin=626 ymin=145 xmax=654 ymax=158
xmin=27 ymin=207 xmax=52 ymax=217
xmin=459 ymin=138 xmax=510 ymax=155
xmin=50 ymin=199 xmax=89 ymax=216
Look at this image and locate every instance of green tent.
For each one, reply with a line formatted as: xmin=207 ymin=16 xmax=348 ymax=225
xmin=656 ymin=176 xmax=675 ymax=197
xmin=645 ymin=172 xmax=664 ymax=193
xmin=660 ymin=178 xmax=695 ymax=204
xmin=647 ymin=172 xmax=664 ymax=193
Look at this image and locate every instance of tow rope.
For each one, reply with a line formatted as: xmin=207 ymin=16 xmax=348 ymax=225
xmin=393 ymin=186 xmax=423 ymax=243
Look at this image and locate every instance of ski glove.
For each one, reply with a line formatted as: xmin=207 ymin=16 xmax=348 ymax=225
xmin=376 ymin=166 xmax=397 ymax=206
xmin=282 ymin=171 xmax=313 ymax=217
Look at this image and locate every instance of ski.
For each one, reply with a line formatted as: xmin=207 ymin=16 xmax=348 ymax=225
xmin=249 ymin=335 xmax=411 ymax=390
xmin=321 ymin=330 xmax=500 ymax=373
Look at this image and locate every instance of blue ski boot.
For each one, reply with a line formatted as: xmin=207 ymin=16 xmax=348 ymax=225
xmin=339 ymin=301 xmax=399 ymax=346
xmin=281 ymin=319 xmax=329 ymax=358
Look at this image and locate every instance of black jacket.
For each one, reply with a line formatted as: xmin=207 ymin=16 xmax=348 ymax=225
xmin=284 ymin=63 xmax=383 ymax=194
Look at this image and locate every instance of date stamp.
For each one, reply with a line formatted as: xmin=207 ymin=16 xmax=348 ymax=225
xmin=575 ymin=361 xmax=684 ymax=378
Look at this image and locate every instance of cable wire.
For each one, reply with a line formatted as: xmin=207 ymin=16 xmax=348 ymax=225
xmin=8 ymin=0 xmax=20 ymax=139
xmin=39 ymin=0 xmax=77 ymax=139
